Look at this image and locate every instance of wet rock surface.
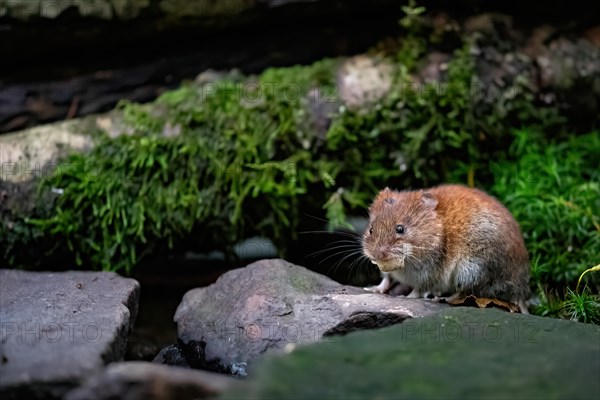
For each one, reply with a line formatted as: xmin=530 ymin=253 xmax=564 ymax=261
xmin=0 ymin=270 xmax=140 ymax=400
xmin=223 ymin=308 xmax=600 ymax=399
xmin=174 ymin=259 xmax=448 ymax=376
xmin=64 ymin=361 xmax=236 ymax=400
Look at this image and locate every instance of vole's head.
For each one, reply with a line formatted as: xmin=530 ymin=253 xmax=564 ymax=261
xmin=362 ymin=187 xmax=443 ymax=272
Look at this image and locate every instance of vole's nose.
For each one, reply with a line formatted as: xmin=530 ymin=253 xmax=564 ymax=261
xmin=371 ymin=247 xmax=387 ymax=260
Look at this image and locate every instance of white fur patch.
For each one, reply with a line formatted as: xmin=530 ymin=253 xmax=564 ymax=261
xmin=454 ymin=259 xmax=482 ymax=288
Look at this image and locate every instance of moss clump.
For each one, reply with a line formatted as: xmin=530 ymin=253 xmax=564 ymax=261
xmin=28 ymin=78 xmax=342 ymax=272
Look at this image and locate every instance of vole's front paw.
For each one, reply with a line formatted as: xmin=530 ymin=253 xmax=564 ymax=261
xmin=364 ymin=283 xmax=388 ymax=294
xmin=364 ymin=273 xmax=392 ymax=294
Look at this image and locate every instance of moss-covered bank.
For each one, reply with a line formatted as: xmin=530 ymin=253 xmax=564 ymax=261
xmin=221 ymin=308 xmax=600 ymax=399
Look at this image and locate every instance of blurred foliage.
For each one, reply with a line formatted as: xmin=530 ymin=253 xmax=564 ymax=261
xmin=488 ymin=131 xmax=599 ymax=287
xmin=482 ymin=130 xmax=599 ymax=321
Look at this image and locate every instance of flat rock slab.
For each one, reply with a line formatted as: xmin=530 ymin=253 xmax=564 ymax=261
xmin=174 ymin=259 xmax=447 ymax=376
xmin=65 ymin=361 xmax=236 ymax=400
xmin=0 ymin=270 xmax=140 ymax=400
xmin=223 ymin=308 xmax=600 ymax=399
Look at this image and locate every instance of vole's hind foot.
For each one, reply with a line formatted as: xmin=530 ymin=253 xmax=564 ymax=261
xmin=517 ymin=300 xmax=530 ymax=314
xmin=438 ymin=292 xmax=463 ymax=304
xmin=364 ymin=284 xmax=387 ymax=294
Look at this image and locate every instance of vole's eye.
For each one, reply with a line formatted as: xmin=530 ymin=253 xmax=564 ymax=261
xmin=369 ymin=227 xmax=373 ymax=235
xmin=395 ymin=224 xmax=405 ymax=234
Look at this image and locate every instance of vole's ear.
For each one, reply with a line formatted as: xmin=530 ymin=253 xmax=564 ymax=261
xmin=374 ymin=187 xmax=392 ymax=201
xmin=421 ymin=190 xmax=438 ymax=209
xmin=370 ymin=187 xmax=394 ymax=212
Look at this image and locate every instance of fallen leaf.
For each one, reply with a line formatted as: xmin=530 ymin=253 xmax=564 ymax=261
xmin=443 ymin=295 xmax=520 ymax=313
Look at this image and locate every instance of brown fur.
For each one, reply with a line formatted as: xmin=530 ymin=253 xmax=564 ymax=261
xmin=362 ymin=184 xmax=531 ymax=311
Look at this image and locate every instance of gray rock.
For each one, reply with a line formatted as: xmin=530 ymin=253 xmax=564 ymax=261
xmin=534 ymin=37 xmax=600 ymax=119
xmin=223 ymin=308 xmax=600 ymax=399
xmin=462 ymin=13 xmax=600 ymax=119
xmin=174 ymin=259 xmax=447 ymax=376
xmin=0 ymin=116 xmax=96 ymax=184
xmin=0 ymin=270 xmax=140 ymax=400
xmin=65 ymin=361 xmax=235 ymax=400
xmin=337 ymin=55 xmax=394 ymax=110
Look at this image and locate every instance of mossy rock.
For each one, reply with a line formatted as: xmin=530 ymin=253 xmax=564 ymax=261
xmin=222 ymin=308 xmax=600 ymax=399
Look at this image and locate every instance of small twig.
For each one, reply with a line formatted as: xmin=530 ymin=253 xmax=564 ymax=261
xmin=67 ymin=95 xmax=80 ymax=119
xmin=467 ymin=164 xmax=475 ymax=188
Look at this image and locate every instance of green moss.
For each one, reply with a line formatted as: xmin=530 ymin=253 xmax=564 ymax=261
xmin=26 ymin=95 xmax=334 ymax=272
xmin=488 ymin=131 xmax=600 ymax=286
xmin=224 ymin=309 xmax=600 ymax=399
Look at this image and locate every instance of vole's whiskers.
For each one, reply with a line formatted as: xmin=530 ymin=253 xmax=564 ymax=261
xmin=298 ymin=213 xmax=372 ymax=281
xmin=301 ymin=214 xmax=364 ymax=232
xmin=307 ymin=242 xmax=359 ymax=261
xmin=298 ymin=230 xmax=362 ymax=241
xmin=331 ymin=248 xmax=365 ymax=279
xmin=320 ymin=244 xmax=360 ymax=266
xmin=345 ymin=253 xmax=371 ymax=281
